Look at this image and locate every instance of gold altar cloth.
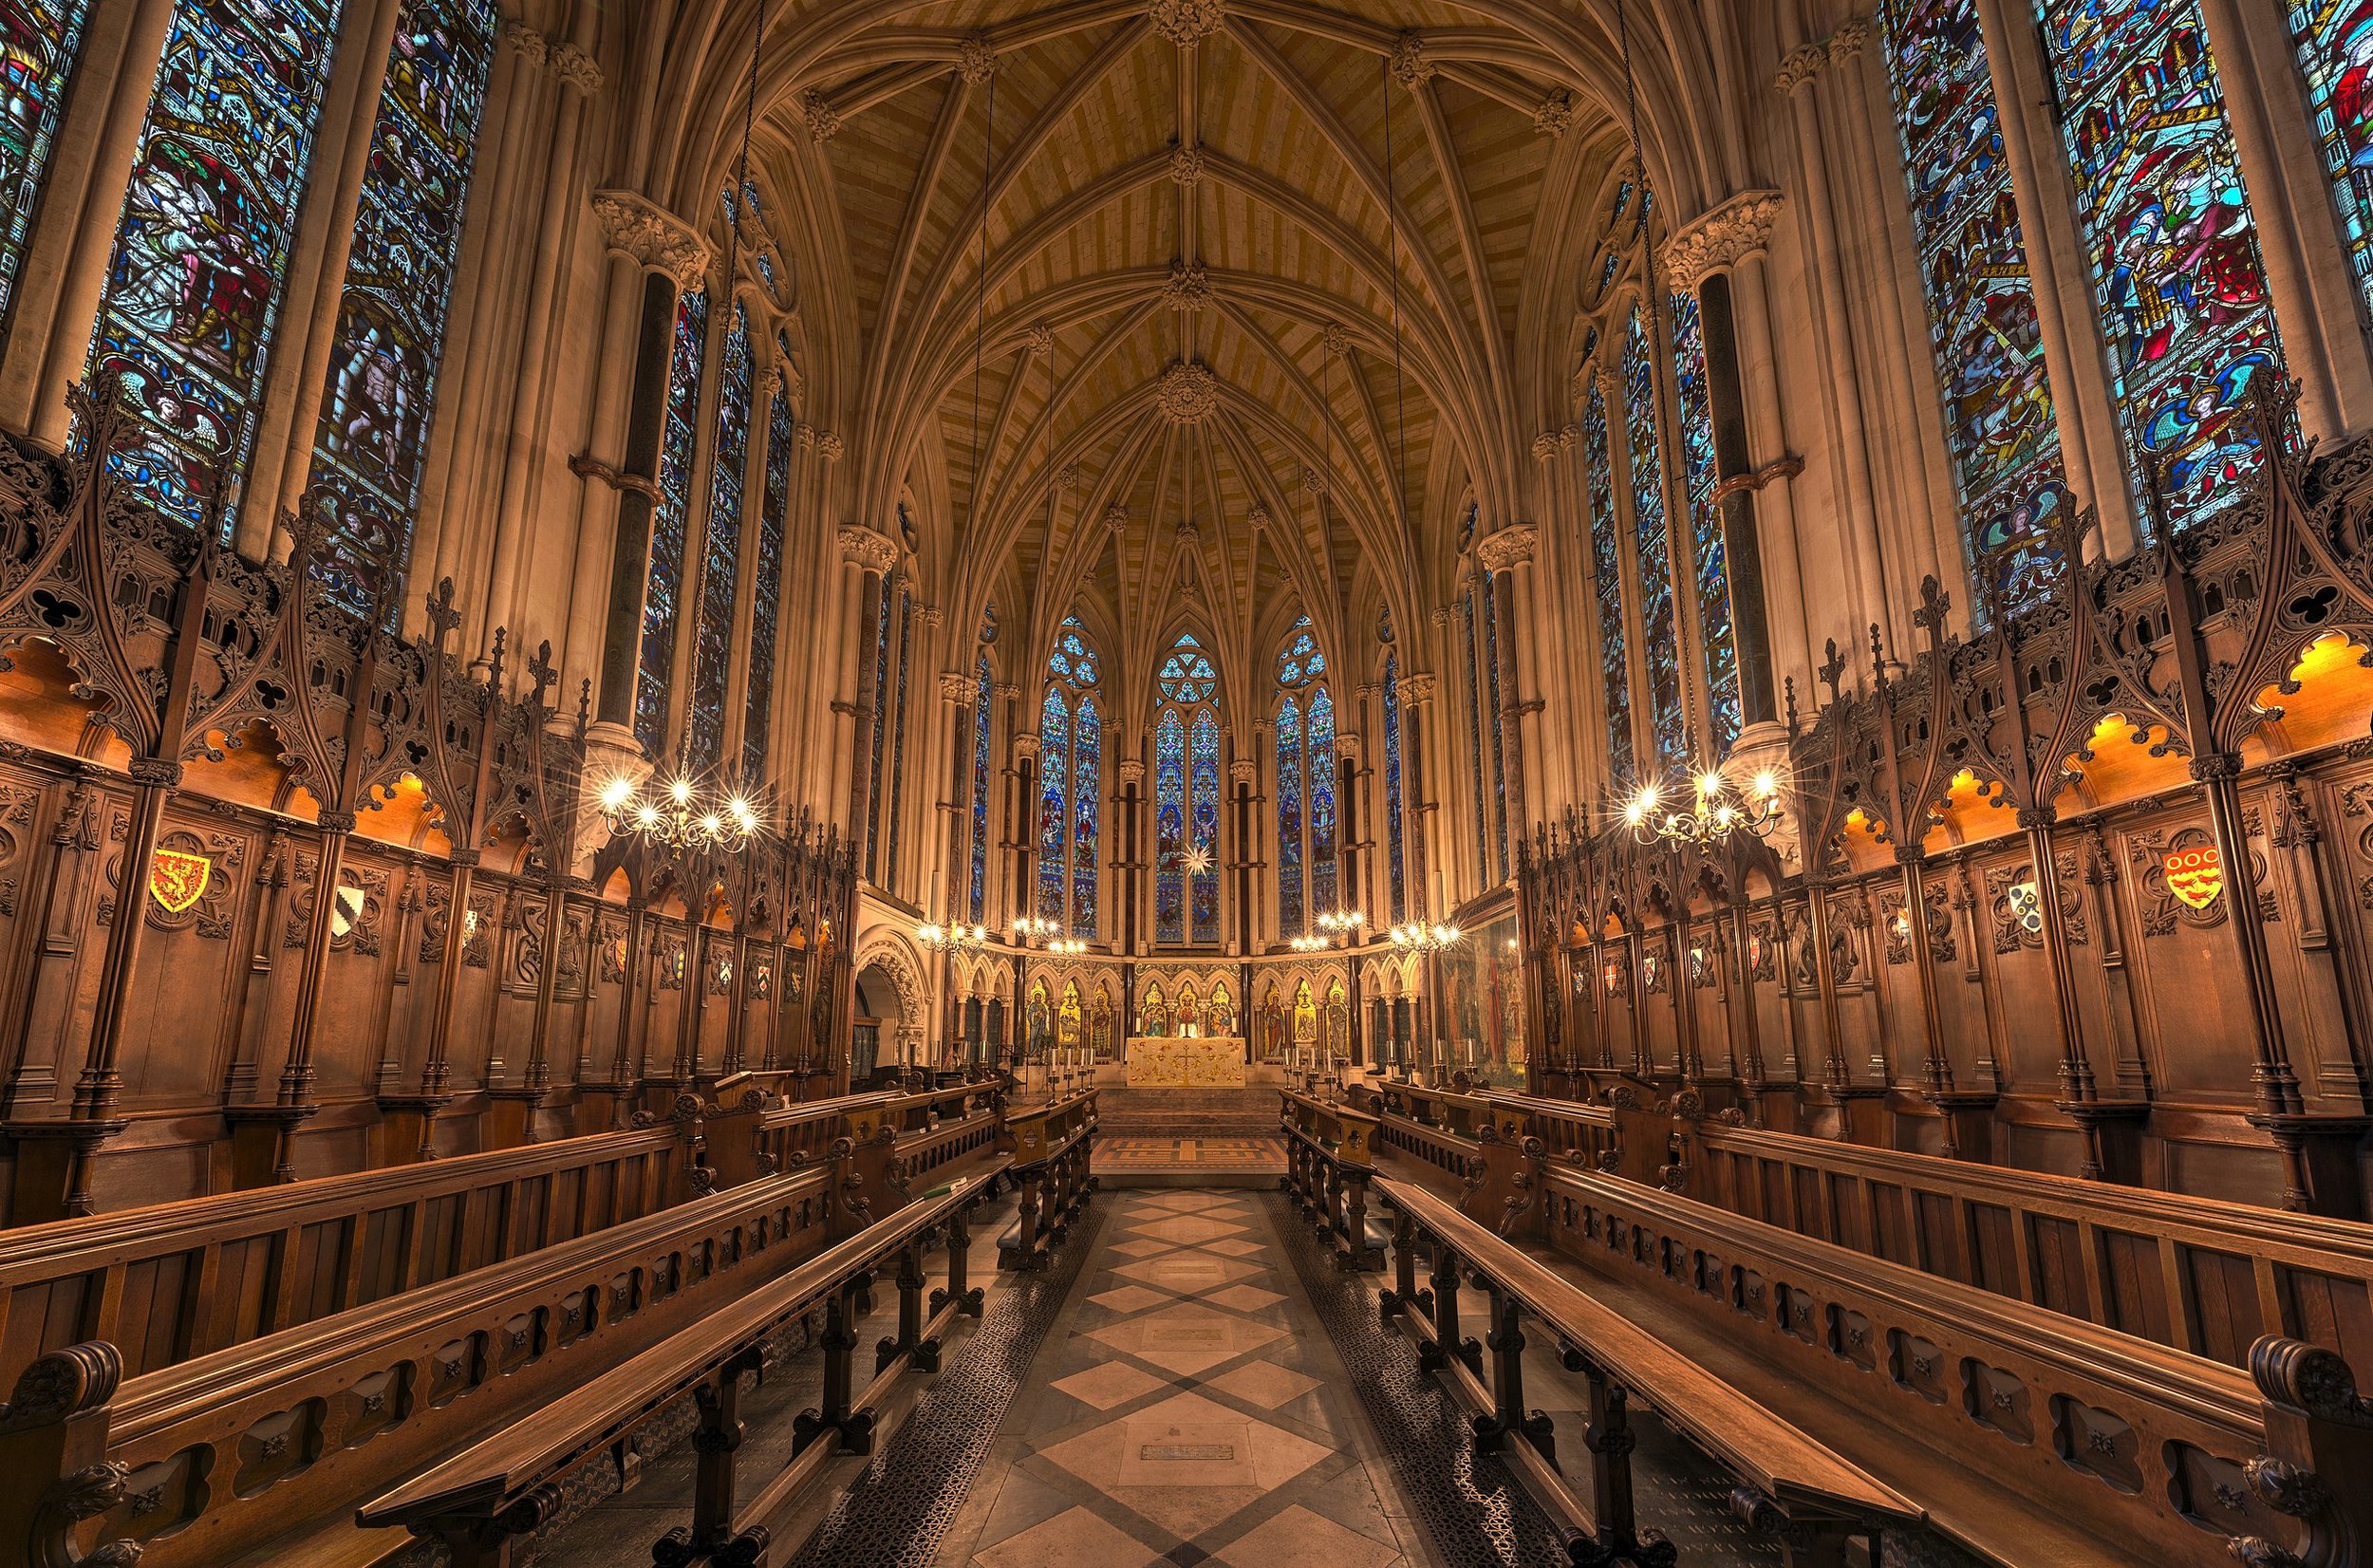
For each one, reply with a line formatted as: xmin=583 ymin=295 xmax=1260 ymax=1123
xmin=1124 ymin=1036 xmax=1247 ymax=1088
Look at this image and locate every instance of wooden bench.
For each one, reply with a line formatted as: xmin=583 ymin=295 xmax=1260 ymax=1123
xmin=1376 ymin=1176 xmax=1918 ymax=1566
xmin=355 ymin=1165 xmax=1015 ymax=1568
xmin=1278 ymin=1088 xmax=1383 ymax=1270
xmin=997 ymin=1087 xmax=1096 ymax=1271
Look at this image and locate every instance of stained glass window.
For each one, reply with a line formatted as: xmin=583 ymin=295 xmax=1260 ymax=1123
xmin=1277 ymin=616 xmax=1325 ymax=686
xmin=90 ymin=0 xmax=346 ymax=529
xmin=861 ymin=569 xmax=893 ymax=878
xmin=1190 ymin=708 xmax=1221 ymax=942
xmin=969 ymin=651 xmax=993 ymax=924
xmin=1278 ymin=695 xmax=1304 ymax=938
xmin=885 ymin=589 xmax=913 ymax=880
xmin=0 ymin=0 xmax=92 ymax=326
xmin=2291 ymin=1 xmax=2373 ymax=328
xmin=1309 ymin=685 xmax=1338 ymax=913
xmin=1480 ymin=571 xmax=1508 ymax=885
xmin=1037 ymin=686 xmax=1069 ymax=924
xmin=308 ymin=0 xmax=498 ymax=617
xmin=636 ymin=289 xmax=707 ymax=753
xmin=1383 ymin=649 xmax=1407 ymax=924
xmin=744 ymin=355 xmax=792 ymax=778
xmin=1155 ymin=707 xmax=1186 ymax=943
xmin=689 ymin=301 xmax=752 ymax=770
xmin=1151 ymin=632 xmax=1222 ymax=944
xmin=1461 ymin=589 xmax=1489 ymax=883
xmin=2041 ymin=0 xmax=2281 ymax=531
xmin=1584 ymin=386 xmax=1635 ymax=779
xmin=1879 ymin=0 xmax=2067 ymax=609
xmin=1621 ymin=306 xmax=1687 ymax=763
xmin=1037 ymin=614 xmax=1101 ymax=938
xmin=1670 ymin=290 xmax=1742 ymax=748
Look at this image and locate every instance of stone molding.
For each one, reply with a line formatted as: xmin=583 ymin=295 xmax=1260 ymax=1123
xmin=1476 ymin=523 xmax=1537 ymax=573
xmin=838 ymin=526 xmax=898 ymax=574
xmin=590 ymin=190 xmax=709 ymax=289
xmin=1661 ymin=189 xmax=1784 ymax=288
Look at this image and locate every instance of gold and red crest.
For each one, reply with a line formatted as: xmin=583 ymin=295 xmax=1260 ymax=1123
xmin=148 ymin=849 xmax=211 ymax=914
xmin=2164 ymin=845 xmax=2223 ymax=910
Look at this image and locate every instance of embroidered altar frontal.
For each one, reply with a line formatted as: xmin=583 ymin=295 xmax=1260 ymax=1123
xmin=1124 ymin=1036 xmax=1248 ymax=1088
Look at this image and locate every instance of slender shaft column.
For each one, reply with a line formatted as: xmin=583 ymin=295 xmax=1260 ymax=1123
xmin=1479 ymin=527 xmax=1535 ymax=857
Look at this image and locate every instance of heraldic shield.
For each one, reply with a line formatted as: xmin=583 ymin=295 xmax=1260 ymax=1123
xmin=148 ymin=849 xmax=212 ymax=915
xmin=2163 ymin=845 xmax=2223 ymax=911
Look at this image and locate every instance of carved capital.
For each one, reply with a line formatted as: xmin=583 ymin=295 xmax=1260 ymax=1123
xmin=939 ymin=671 xmax=978 ymax=704
xmin=838 ymin=526 xmax=898 ymax=574
xmin=1013 ymin=731 xmax=1041 ymax=758
xmin=590 ymin=190 xmax=710 ymax=289
xmin=1477 ymin=522 xmax=1538 ymax=573
xmin=1773 ymin=44 xmax=1827 ymax=96
xmin=1661 ymin=189 xmax=1784 ymax=289
xmin=1117 ymin=759 xmax=1148 ymax=786
xmin=813 ymin=431 xmax=845 ymax=463
xmin=1828 ymin=17 xmax=1871 ymax=60
xmin=127 ymin=756 xmax=182 ymax=788
xmin=1398 ymin=672 xmax=1438 ymax=706
xmin=1230 ymin=757 xmax=1259 ymax=783
xmin=549 ymin=44 xmax=603 ymax=94
xmin=1532 ymin=431 xmax=1562 ymax=462
xmin=915 ymin=604 xmax=944 ymax=630
xmin=503 ymin=21 xmax=550 ymax=66
xmin=1534 ymin=87 xmax=1577 ymax=137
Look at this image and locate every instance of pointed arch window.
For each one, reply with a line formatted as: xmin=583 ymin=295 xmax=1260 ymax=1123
xmin=1275 ymin=615 xmax=1339 ymax=934
xmin=90 ymin=0 xmax=346 ymax=528
xmin=308 ymin=0 xmax=499 ymax=617
xmin=0 ymin=0 xmax=91 ymax=328
xmin=1036 ymin=614 xmax=1101 ymax=939
xmin=969 ymin=648 xmax=993 ymax=925
xmin=1583 ymin=385 xmax=1635 ymax=780
xmin=1670 ymin=290 xmax=1742 ymax=749
xmin=1621 ymin=305 xmax=1687 ymax=764
xmin=745 ymin=345 xmax=792 ymax=778
xmin=689 ymin=300 xmax=753 ymax=771
xmin=1879 ymin=0 xmax=2068 ymax=608
xmin=2040 ymin=0 xmax=2282 ymax=532
xmin=2290 ymin=3 xmax=2373 ymax=329
xmin=1382 ymin=644 xmax=1407 ymax=924
xmin=1154 ymin=632 xmax=1222 ymax=945
xmin=636 ymin=289 xmax=707 ymax=754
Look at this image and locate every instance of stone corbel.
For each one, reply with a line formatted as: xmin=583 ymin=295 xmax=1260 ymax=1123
xmin=1476 ymin=523 xmax=1538 ymax=574
xmin=590 ymin=189 xmax=709 ymax=290
xmin=1773 ymin=43 xmax=1827 ymax=96
xmin=1709 ymin=455 xmax=1805 ymax=507
xmin=1660 ymin=190 xmax=1784 ymax=290
xmin=837 ymin=526 xmax=898 ymax=575
xmin=1013 ymin=732 xmax=1041 ymax=759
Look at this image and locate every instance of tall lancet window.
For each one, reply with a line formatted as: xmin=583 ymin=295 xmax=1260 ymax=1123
xmin=1583 ymin=385 xmax=1635 ymax=781
xmin=745 ymin=346 xmax=792 ymax=778
xmin=636 ymin=289 xmax=707 ymax=754
xmin=1670 ymin=292 xmax=1741 ymax=749
xmin=1880 ymin=0 xmax=2068 ymax=607
xmin=1620 ymin=306 xmax=1686 ymax=764
xmin=2290 ymin=3 xmax=2373 ymax=326
xmin=1381 ymin=624 xmax=1408 ymax=924
xmin=1153 ymin=633 xmax=1221 ymax=945
xmin=1274 ymin=616 xmax=1336 ymax=936
xmin=90 ymin=0 xmax=345 ymax=529
xmin=309 ymin=0 xmax=499 ymax=617
xmin=1036 ymin=616 xmax=1101 ymax=939
xmin=0 ymin=0 xmax=92 ymax=327
xmin=2041 ymin=0 xmax=2281 ymax=532
xmin=969 ymin=645 xmax=994 ymax=925
xmin=689 ymin=300 xmax=753 ymax=771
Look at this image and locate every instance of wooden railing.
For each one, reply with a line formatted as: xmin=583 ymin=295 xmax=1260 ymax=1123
xmin=1278 ymin=1089 xmax=1382 ymax=1269
xmin=356 ymin=1165 xmax=1017 ymax=1568
xmin=0 ymin=1088 xmax=903 ymax=1390
xmin=1375 ymin=1176 xmax=1919 ymax=1565
xmin=0 ymin=1097 xmax=1027 ymax=1567
xmin=997 ymin=1087 xmax=1097 ymax=1271
xmin=1538 ymin=1163 xmax=2373 ymax=1564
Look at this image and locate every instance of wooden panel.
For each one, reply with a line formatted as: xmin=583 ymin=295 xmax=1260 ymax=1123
xmin=1 ymin=1273 xmax=94 ymax=1373
xmin=2276 ymin=1266 xmax=2373 ymax=1370
xmin=417 ymin=1193 xmax=462 ymax=1286
xmin=292 ymin=1218 xmax=353 ymax=1323
xmin=1914 ymin=1190 xmax=1965 ymax=1282
xmin=117 ymin=1251 xmax=195 ymax=1376
xmin=2181 ymin=1246 xmax=2265 ymax=1366
xmin=2097 ymin=1229 xmax=2171 ymax=1345
xmin=357 ymin=1205 xmax=412 ymax=1306
xmin=1967 ymin=1204 xmax=2015 ymax=1296
xmin=2026 ymin=1215 xmax=2086 ymax=1320
xmin=1867 ymin=1183 xmax=1908 ymax=1265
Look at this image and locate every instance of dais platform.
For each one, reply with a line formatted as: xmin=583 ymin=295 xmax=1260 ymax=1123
xmin=1092 ymin=1086 xmax=1285 ymax=1187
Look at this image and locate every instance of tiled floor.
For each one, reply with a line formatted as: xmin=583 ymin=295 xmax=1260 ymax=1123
xmin=935 ymin=1187 xmax=1432 ymax=1567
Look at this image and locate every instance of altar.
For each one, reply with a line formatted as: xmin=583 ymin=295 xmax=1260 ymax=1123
xmin=1124 ymin=1035 xmax=1247 ymax=1088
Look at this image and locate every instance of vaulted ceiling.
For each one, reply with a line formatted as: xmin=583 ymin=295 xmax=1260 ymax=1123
xmin=641 ymin=2 xmax=1730 ymax=715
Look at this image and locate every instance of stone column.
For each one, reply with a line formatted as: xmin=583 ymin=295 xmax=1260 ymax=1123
xmin=835 ymin=527 xmax=897 ymax=837
xmin=939 ymin=669 xmax=981 ymax=929
xmin=1477 ymin=524 xmax=1536 ymax=856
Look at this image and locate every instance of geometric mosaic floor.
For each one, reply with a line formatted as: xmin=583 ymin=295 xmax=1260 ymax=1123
xmin=934 ymin=1187 xmax=1430 ymax=1566
xmin=1092 ymin=1135 xmax=1287 ymax=1177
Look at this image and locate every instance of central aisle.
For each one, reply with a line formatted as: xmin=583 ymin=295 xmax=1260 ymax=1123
xmin=931 ymin=1186 xmax=1426 ymax=1566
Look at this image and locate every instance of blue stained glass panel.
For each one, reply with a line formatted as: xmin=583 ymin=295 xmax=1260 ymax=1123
xmin=1622 ymin=306 xmax=1687 ymax=763
xmin=2291 ymin=1 xmax=2373 ymax=329
xmin=1278 ymin=697 xmax=1304 ymax=938
xmin=1155 ymin=707 xmax=1186 ymax=943
xmin=743 ymin=365 xmax=791 ymax=778
xmin=2041 ymin=0 xmax=2281 ymax=530
xmin=1309 ymin=686 xmax=1338 ymax=914
xmin=689 ymin=301 xmax=752 ymax=770
xmin=969 ymin=653 xmax=992 ymax=924
xmin=1881 ymin=0 xmax=2067 ymax=609
xmin=1585 ymin=388 xmax=1635 ymax=779
xmin=0 ymin=0 xmax=92 ymax=324
xmin=1037 ymin=688 xmax=1069 ymax=924
xmin=1072 ymin=695 xmax=1099 ymax=938
xmin=1670 ymin=291 xmax=1741 ymax=748
xmin=636 ymin=289 xmax=707 ymax=753
xmin=1383 ymin=651 xmax=1406 ymax=924
xmin=91 ymin=0 xmax=345 ymax=529
xmin=309 ymin=0 xmax=497 ymax=617
xmin=1189 ymin=708 xmax=1221 ymax=942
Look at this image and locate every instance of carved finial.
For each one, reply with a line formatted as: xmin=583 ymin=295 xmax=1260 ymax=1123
xmin=1819 ymin=638 xmax=1846 ymax=703
xmin=529 ymin=639 xmax=558 ymax=707
xmin=425 ymin=577 xmax=461 ymax=647
xmin=487 ymin=626 xmax=509 ymax=692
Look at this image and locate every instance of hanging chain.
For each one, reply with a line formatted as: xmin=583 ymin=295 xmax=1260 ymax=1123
xmin=1382 ymin=54 xmax=1406 ymax=539
xmin=722 ymin=0 xmax=768 ymax=297
xmin=968 ymin=70 xmax=1000 ymax=522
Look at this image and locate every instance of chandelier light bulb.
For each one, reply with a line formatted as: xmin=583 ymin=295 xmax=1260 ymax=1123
xmin=669 ymin=776 xmax=694 ymax=805
xmin=599 ymin=776 xmax=634 ymax=812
